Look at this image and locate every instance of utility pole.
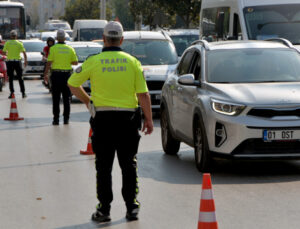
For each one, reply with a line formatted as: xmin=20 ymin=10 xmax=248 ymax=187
xmin=39 ymin=0 xmax=45 ymax=30
xmin=100 ymin=0 xmax=106 ymax=20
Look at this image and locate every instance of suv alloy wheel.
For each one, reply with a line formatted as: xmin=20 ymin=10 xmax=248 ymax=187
xmin=160 ymin=107 xmax=180 ymax=155
xmin=194 ymin=116 xmax=211 ymax=172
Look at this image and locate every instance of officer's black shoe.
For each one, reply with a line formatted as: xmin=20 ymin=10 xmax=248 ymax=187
xmin=91 ymin=210 xmax=111 ymax=223
xmin=52 ymin=120 xmax=59 ymax=125
xmin=126 ymin=207 xmax=139 ymax=221
xmin=64 ymin=119 xmax=69 ymax=125
xmin=22 ymin=93 xmax=27 ymax=98
xmin=8 ymin=93 xmax=13 ymax=99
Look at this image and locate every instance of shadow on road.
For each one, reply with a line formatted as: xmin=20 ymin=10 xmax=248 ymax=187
xmin=26 ymin=97 xmax=52 ymax=105
xmin=138 ymin=149 xmax=300 ymax=185
xmin=55 ymin=218 xmax=129 ymax=229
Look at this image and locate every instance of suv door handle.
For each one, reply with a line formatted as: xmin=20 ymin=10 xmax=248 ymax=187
xmin=178 ymin=87 xmax=183 ymax=91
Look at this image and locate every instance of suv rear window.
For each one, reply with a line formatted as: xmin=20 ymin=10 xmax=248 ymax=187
xmin=122 ymin=40 xmax=178 ymax=65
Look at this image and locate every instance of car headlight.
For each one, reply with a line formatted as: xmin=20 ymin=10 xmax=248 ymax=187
xmin=211 ymin=99 xmax=246 ymax=116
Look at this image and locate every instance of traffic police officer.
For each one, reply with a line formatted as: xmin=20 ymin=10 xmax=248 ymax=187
xmin=3 ymin=30 xmax=27 ymax=98
xmin=44 ymin=30 xmax=78 ymax=125
xmin=68 ymin=21 xmax=153 ymax=222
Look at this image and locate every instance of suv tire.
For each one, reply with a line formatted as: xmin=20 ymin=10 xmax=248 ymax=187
xmin=194 ymin=116 xmax=212 ymax=172
xmin=161 ymin=107 xmax=180 ymax=155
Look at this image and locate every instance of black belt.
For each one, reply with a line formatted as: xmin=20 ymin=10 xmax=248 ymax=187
xmin=6 ymin=59 xmax=21 ymax=62
xmin=51 ymin=69 xmax=72 ymax=73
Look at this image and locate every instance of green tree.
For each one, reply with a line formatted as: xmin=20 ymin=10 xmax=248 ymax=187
xmin=156 ymin=0 xmax=201 ymax=28
xmin=63 ymin=0 xmax=112 ymax=28
xmin=111 ymin=0 xmax=134 ymax=30
xmin=129 ymin=0 xmax=175 ymax=30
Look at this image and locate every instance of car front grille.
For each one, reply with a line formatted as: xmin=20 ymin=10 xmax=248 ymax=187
xmin=28 ymin=61 xmax=43 ymax=66
xmin=232 ymin=139 xmax=300 ymax=155
xmin=247 ymin=108 xmax=300 ymax=118
xmin=146 ymin=80 xmax=164 ymax=91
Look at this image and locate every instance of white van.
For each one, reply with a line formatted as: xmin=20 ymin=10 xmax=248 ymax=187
xmin=200 ymin=0 xmax=300 ymax=45
xmin=72 ymin=20 xmax=107 ymax=41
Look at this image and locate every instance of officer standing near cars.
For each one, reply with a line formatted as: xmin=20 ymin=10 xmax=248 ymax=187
xmin=44 ymin=29 xmax=78 ymax=125
xmin=68 ymin=21 xmax=153 ymax=222
xmin=3 ymin=30 xmax=27 ymax=98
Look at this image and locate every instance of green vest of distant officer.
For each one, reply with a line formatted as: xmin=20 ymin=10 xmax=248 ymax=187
xmin=43 ymin=29 xmax=78 ymax=125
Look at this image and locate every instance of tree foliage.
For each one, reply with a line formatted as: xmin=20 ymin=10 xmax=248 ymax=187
xmin=156 ymin=0 xmax=201 ymax=28
xmin=129 ymin=0 xmax=201 ymax=29
xmin=111 ymin=0 xmax=135 ymax=30
xmin=129 ymin=0 xmax=175 ymax=29
xmin=63 ymin=0 xmax=112 ymax=28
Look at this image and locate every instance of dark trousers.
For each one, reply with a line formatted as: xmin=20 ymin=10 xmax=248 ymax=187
xmin=6 ymin=61 xmax=25 ymax=94
xmin=90 ymin=110 xmax=141 ymax=213
xmin=51 ymin=71 xmax=71 ymax=121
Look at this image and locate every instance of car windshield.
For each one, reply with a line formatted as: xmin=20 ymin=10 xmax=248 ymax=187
xmin=170 ymin=35 xmax=199 ymax=56
xmin=122 ymin=40 xmax=178 ymax=65
xmin=23 ymin=42 xmax=45 ymax=52
xmin=244 ymin=4 xmax=300 ymax=44
xmin=80 ymin=28 xmax=104 ymax=41
xmin=207 ymin=48 xmax=300 ymax=83
xmin=73 ymin=46 xmax=102 ymax=62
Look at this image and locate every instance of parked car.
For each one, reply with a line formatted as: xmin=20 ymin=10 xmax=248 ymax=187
xmin=72 ymin=20 xmax=107 ymax=41
xmin=21 ymin=40 xmax=45 ymax=76
xmin=44 ymin=19 xmax=71 ymax=31
xmin=165 ymin=29 xmax=199 ymax=56
xmin=41 ymin=31 xmax=71 ymax=42
xmin=67 ymin=42 xmax=102 ymax=93
xmin=160 ymin=39 xmax=300 ymax=172
xmin=122 ymin=31 xmax=178 ymax=109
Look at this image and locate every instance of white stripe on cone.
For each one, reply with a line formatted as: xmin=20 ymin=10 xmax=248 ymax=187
xmin=10 ymin=108 xmax=18 ymax=113
xmin=198 ymin=212 xmax=217 ymax=223
xmin=200 ymin=189 xmax=213 ymax=200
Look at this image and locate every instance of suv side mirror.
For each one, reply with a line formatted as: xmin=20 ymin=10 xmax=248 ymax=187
xmin=178 ymin=74 xmax=201 ymax=86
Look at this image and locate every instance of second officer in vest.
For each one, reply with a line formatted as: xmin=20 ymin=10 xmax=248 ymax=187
xmin=68 ymin=21 xmax=153 ymax=222
xmin=44 ymin=30 xmax=78 ymax=125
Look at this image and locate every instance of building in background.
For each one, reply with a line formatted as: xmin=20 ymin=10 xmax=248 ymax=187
xmin=14 ymin=0 xmax=66 ymax=30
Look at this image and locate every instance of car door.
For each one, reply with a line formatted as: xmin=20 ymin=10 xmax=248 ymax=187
xmin=176 ymin=50 xmax=201 ymax=139
xmin=172 ymin=50 xmax=195 ymax=132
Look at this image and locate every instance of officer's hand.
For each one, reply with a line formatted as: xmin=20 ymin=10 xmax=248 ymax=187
xmin=44 ymin=74 xmax=48 ymax=84
xmin=24 ymin=60 xmax=27 ymax=67
xmin=142 ymin=119 xmax=153 ymax=135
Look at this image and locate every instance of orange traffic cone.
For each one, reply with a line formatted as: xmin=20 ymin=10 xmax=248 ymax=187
xmin=198 ymin=173 xmax=218 ymax=229
xmin=4 ymin=93 xmax=24 ymax=121
xmin=80 ymin=128 xmax=94 ymax=155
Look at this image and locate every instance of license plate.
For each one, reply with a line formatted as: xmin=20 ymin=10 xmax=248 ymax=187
xmin=155 ymin=94 xmax=161 ymax=100
xmin=32 ymin=66 xmax=42 ymax=71
xmin=263 ymin=130 xmax=300 ymax=141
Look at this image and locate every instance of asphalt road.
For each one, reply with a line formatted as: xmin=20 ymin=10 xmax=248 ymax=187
xmin=1 ymin=79 xmax=300 ymax=229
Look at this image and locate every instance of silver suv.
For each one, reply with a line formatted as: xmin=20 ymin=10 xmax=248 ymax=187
xmin=160 ymin=39 xmax=300 ymax=172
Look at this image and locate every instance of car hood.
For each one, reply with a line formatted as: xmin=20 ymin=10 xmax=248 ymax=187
xmin=142 ymin=64 xmax=177 ymax=81
xmin=206 ymin=82 xmax=300 ymax=105
xmin=26 ymin=52 xmax=43 ymax=61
